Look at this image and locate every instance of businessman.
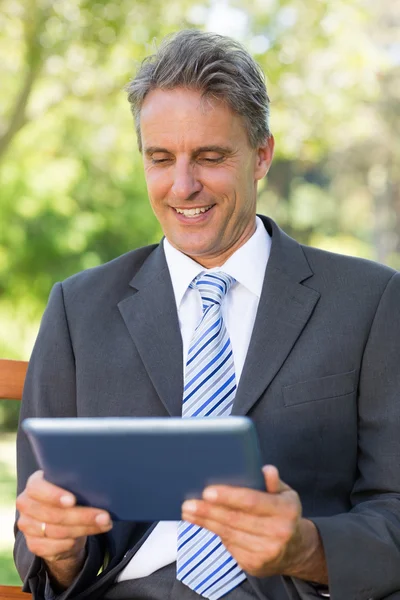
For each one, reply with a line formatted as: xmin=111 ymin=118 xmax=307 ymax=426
xmin=14 ymin=30 xmax=400 ymax=600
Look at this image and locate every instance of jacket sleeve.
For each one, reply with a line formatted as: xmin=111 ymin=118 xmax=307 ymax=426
xmin=14 ymin=282 xmax=106 ymax=599
xmin=310 ymin=272 xmax=400 ymax=600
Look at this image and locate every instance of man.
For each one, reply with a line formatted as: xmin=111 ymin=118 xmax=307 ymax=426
xmin=14 ymin=30 xmax=400 ymax=600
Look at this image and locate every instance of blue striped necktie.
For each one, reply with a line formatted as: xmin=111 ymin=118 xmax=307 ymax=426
xmin=177 ymin=272 xmax=246 ymax=599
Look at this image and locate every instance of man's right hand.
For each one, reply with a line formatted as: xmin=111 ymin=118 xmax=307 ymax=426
xmin=16 ymin=470 xmax=113 ymax=589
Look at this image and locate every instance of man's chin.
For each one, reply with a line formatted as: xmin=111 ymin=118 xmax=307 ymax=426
xmin=170 ymin=240 xmax=220 ymax=265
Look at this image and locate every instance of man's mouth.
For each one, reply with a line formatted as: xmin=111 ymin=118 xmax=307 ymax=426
xmin=173 ymin=205 xmax=214 ymax=218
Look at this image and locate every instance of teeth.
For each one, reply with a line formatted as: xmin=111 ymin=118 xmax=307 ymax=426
xmin=175 ymin=206 xmax=212 ymax=217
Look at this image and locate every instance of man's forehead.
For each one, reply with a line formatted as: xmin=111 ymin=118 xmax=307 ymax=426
xmin=141 ymin=87 xmax=226 ymax=115
xmin=140 ymin=88 xmax=247 ymax=150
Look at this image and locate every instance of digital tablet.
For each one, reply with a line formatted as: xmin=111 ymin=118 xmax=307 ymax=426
xmin=22 ymin=417 xmax=265 ymax=521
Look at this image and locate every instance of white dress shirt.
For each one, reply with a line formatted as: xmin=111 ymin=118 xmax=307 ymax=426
xmin=117 ymin=216 xmax=271 ymax=582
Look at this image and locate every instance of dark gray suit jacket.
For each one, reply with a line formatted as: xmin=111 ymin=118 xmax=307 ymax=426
xmin=14 ymin=216 xmax=400 ymax=600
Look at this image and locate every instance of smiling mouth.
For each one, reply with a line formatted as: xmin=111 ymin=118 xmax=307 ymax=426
xmin=173 ymin=205 xmax=214 ymax=217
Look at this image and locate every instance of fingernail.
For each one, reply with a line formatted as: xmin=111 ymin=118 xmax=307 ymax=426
xmin=60 ymin=495 xmax=75 ymax=507
xmin=96 ymin=513 xmax=111 ymax=526
xmin=203 ymin=488 xmax=218 ymax=501
xmin=263 ymin=464 xmax=277 ymax=474
xmin=182 ymin=500 xmax=197 ymax=514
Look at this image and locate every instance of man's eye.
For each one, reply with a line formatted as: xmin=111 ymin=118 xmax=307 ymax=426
xmin=200 ymin=156 xmax=223 ymax=163
xmin=151 ymin=157 xmax=171 ymax=164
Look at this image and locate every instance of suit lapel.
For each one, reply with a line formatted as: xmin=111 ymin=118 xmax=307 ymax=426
xmin=117 ymin=218 xmax=319 ymax=418
xmin=232 ymin=217 xmax=320 ymax=416
xmin=117 ymin=245 xmax=184 ymax=417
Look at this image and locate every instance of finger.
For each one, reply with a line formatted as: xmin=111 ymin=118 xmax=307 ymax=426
xmin=182 ymin=500 xmax=265 ymax=535
xmin=181 ymin=511 xmax=289 ymax=557
xmin=182 ymin=502 xmax=295 ymax=541
xmin=17 ymin=514 xmax=112 ymax=540
xmin=201 ymin=485 xmax=286 ymax=516
xmin=23 ymin=471 xmax=76 ymax=508
xmin=17 ymin=496 xmax=111 ymax=529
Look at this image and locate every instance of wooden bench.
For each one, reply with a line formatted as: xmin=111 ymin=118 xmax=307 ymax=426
xmin=0 ymin=359 xmax=31 ymax=599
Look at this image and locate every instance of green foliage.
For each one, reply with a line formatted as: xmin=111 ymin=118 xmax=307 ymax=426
xmin=0 ymin=438 xmax=17 ymax=501
xmin=0 ymin=434 xmax=20 ymax=585
xmin=0 ymin=551 xmax=20 ymax=586
xmin=0 ymin=401 xmax=20 ymax=432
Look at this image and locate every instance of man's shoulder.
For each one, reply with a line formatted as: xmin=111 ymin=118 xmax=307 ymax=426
xmin=263 ymin=215 xmax=398 ymax=289
xmin=60 ymin=243 xmax=160 ymax=297
xmin=301 ymin=241 xmax=398 ymax=290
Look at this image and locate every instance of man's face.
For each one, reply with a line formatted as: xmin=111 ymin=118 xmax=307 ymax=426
xmin=140 ymin=88 xmax=274 ymax=268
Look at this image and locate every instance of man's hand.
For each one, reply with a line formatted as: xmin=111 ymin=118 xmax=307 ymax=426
xmin=16 ymin=470 xmax=112 ymax=589
xmin=182 ymin=465 xmax=328 ymax=584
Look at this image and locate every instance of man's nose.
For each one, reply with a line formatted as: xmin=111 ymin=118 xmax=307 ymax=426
xmin=171 ymin=161 xmax=202 ymax=201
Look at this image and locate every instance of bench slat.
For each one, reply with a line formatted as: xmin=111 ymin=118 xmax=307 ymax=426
xmin=0 ymin=584 xmax=28 ymax=599
xmin=0 ymin=360 xmax=28 ymax=401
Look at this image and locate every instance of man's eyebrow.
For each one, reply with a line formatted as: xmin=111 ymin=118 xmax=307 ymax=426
xmin=193 ymin=145 xmax=234 ymax=155
xmin=144 ymin=145 xmax=234 ymax=156
xmin=144 ymin=147 xmax=170 ymax=155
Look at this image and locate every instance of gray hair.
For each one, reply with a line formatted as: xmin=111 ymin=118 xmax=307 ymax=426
xmin=126 ymin=29 xmax=271 ymax=151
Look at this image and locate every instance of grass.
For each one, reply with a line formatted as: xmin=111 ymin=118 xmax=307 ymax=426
xmin=0 ymin=433 xmax=22 ymax=585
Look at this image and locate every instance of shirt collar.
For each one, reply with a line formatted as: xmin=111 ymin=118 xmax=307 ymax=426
xmin=164 ymin=216 xmax=271 ymax=308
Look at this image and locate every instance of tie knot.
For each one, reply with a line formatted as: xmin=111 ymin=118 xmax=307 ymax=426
xmin=191 ymin=272 xmax=235 ymax=309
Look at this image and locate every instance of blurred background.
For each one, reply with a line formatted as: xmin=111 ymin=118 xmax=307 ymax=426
xmin=0 ymin=0 xmax=399 ymax=585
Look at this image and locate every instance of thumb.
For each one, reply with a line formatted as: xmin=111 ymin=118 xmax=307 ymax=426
xmin=262 ymin=465 xmax=291 ymax=494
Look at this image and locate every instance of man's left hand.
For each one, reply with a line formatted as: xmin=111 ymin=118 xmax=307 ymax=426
xmin=181 ymin=465 xmax=326 ymax=582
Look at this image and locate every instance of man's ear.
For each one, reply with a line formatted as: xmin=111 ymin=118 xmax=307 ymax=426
xmin=254 ymin=135 xmax=275 ymax=181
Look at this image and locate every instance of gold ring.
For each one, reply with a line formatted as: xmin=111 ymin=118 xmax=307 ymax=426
xmin=41 ymin=522 xmax=47 ymax=537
